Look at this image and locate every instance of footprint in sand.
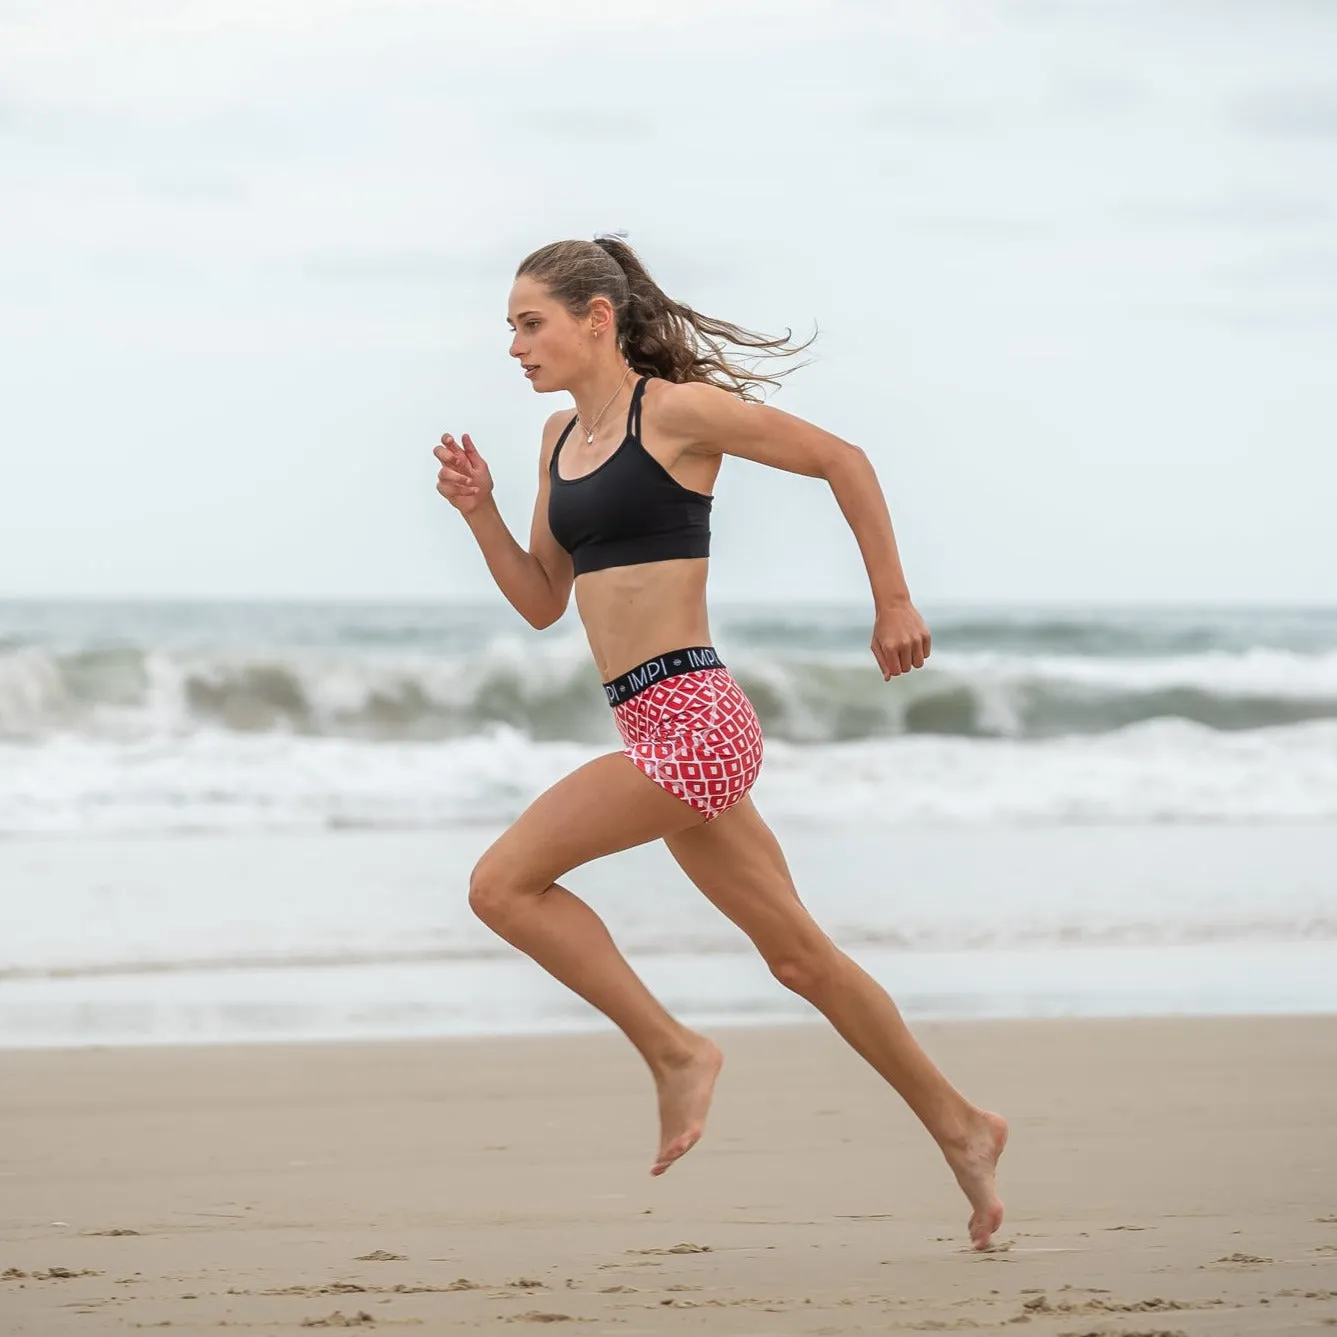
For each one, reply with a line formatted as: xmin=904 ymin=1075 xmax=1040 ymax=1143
xmin=1059 ymin=1330 xmax=1189 ymax=1337
xmin=627 ymin=1243 xmax=712 ymax=1255
xmin=11 ymin=1267 xmax=103 ymax=1281
xmin=1022 ymin=1294 xmax=1213 ymax=1318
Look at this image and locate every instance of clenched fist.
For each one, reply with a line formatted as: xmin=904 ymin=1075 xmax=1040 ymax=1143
xmin=433 ymin=434 xmax=494 ymax=516
xmin=871 ymin=601 xmax=931 ymax=679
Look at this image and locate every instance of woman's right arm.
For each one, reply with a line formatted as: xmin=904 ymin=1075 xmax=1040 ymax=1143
xmin=435 ymin=412 xmax=573 ymax=630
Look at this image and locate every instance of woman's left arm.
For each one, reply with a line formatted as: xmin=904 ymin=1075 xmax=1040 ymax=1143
xmin=663 ymin=382 xmax=931 ymax=678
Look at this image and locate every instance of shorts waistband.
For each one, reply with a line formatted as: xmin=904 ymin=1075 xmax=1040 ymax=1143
xmin=603 ymin=646 xmax=725 ymax=706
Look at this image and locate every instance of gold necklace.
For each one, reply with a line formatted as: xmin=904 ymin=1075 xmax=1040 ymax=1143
xmin=576 ymin=367 xmax=631 ymax=445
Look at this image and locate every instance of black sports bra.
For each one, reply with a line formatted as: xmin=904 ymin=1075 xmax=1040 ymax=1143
xmin=547 ymin=376 xmax=713 ymax=577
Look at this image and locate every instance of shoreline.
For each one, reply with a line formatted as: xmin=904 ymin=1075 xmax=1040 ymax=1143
xmin=4 ymin=937 xmax=1335 ymax=1052
xmin=5 ymin=822 xmax=1336 ymax=1051
xmin=1 ymin=1000 xmax=1336 ymax=1054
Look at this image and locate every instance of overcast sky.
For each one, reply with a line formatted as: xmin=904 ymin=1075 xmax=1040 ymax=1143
xmin=2 ymin=0 xmax=1334 ymax=606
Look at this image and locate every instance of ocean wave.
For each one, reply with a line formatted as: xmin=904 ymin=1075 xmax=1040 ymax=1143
xmin=3 ymin=717 xmax=1336 ymax=833
xmin=8 ymin=600 xmax=1337 ymax=657
xmin=5 ymin=637 xmax=1337 ymax=744
xmin=719 ymin=605 xmax=1337 ymax=657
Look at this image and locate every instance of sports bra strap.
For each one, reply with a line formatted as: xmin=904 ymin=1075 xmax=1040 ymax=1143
xmin=550 ymin=413 xmax=579 ymax=471
xmin=626 ymin=375 xmax=648 ymax=439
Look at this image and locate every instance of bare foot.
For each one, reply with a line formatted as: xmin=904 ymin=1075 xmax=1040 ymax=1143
xmin=943 ymin=1108 xmax=1008 ymax=1250
xmin=650 ymin=1038 xmax=723 ymax=1176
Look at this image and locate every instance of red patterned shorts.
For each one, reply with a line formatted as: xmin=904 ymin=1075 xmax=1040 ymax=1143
xmin=605 ymin=647 xmax=764 ymax=822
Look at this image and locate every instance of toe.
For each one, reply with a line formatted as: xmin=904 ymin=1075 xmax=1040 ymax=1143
xmin=969 ymin=1203 xmax=1004 ymax=1250
xmin=651 ymin=1133 xmax=697 ymax=1176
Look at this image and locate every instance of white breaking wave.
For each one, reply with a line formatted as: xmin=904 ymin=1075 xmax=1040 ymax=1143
xmin=2 ymin=717 xmax=1336 ymax=834
xmin=4 ymin=603 xmax=1337 ymax=835
xmin=4 ymin=639 xmax=1337 ymax=744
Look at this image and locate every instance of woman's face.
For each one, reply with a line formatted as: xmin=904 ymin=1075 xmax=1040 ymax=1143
xmin=507 ymin=276 xmax=597 ymax=393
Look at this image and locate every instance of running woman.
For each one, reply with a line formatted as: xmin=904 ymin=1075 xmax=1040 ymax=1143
xmin=433 ymin=236 xmax=1006 ymax=1249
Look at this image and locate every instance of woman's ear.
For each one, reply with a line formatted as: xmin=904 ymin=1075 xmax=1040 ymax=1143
xmin=588 ymin=294 xmax=616 ymax=340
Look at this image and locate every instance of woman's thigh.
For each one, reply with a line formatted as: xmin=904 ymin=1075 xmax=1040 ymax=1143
xmin=475 ymin=752 xmax=706 ymax=892
xmin=663 ymin=796 xmax=827 ymax=957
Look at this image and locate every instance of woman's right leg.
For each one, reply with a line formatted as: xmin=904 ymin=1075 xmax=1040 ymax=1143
xmin=468 ymin=750 xmax=722 ymax=1175
xmin=664 ymin=796 xmax=1007 ymax=1249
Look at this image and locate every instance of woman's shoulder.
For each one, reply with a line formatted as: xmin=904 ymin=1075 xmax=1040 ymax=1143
xmin=644 ymin=378 xmax=738 ymax=429
xmin=542 ymin=407 xmax=577 ymax=435
xmin=646 ymin=379 xmax=759 ymax=454
xmin=537 ymin=408 xmax=577 ymax=470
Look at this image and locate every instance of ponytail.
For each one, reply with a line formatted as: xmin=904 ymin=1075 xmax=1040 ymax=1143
xmin=515 ymin=235 xmax=811 ymax=402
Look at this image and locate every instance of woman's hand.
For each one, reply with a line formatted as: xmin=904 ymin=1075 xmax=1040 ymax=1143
xmin=871 ymin=601 xmax=931 ymax=679
xmin=433 ymin=433 xmax=494 ymax=515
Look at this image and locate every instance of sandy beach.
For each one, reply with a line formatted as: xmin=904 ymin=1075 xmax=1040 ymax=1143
xmin=3 ymin=1016 xmax=1335 ymax=1334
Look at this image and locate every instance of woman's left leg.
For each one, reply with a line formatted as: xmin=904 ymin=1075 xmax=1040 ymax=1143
xmin=664 ymin=796 xmax=1007 ymax=1248
xmin=468 ymin=750 xmax=722 ymax=1174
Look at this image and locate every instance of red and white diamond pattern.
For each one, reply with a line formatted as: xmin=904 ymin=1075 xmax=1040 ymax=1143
xmin=613 ymin=668 xmax=764 ymax=821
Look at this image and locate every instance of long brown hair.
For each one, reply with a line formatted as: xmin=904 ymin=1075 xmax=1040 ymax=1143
xmin=515 ymin=235 xmax=812 ymax=402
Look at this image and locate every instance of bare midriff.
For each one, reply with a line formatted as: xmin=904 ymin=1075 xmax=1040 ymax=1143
xmin=573 ymin=558 xmax=713 ymax=682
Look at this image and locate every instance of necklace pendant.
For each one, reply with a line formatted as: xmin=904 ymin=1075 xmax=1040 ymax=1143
xmin=585 ymin=431 xmax=595 ymax=444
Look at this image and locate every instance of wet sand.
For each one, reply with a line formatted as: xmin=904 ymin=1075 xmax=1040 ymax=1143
xmin=3 ymin=1016 xmax=1336 ymax=1333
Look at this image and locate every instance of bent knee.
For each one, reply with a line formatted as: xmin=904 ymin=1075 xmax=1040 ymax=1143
xmin=767 ymin=937 xmax=840 ymax=999
xmin=467 ymin=855 xmax=515 ymax=924
xmin=467 ymin=853 xmax=546 ymax=925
